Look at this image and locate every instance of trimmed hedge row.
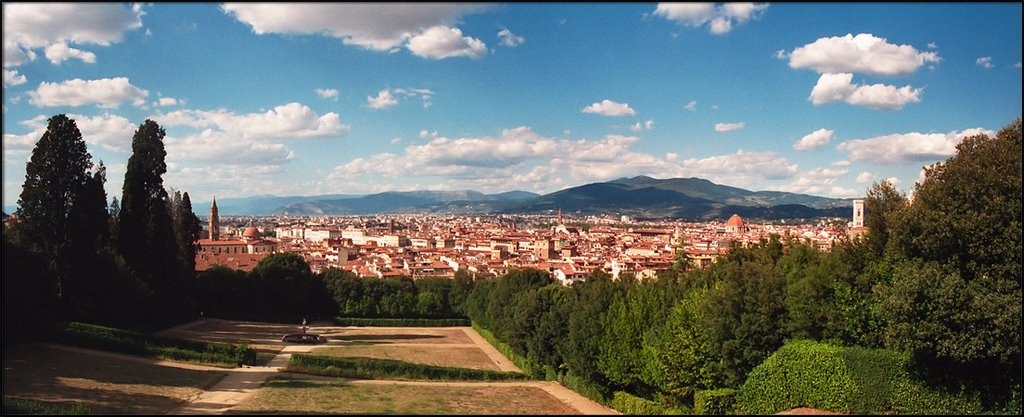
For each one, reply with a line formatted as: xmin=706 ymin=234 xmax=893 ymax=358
xmin=58 ymin=322 xmax=257 ymax=367
xmin=470 ymin=321 xmax=548 ymax=379
xmin=694 ymin=388 xmax=737 ymax=415
xmin=2 ymin=398 xmax=90 ymax=414
xmin=610 ymin=391 xmax=687 ymax=415
xmin=287 ymin=354 xmax=528 ymax=381
xmin=333 ymin=317 xmax=470 ymax=327
xmin=736 ymin=339 xmax=984 ymax=415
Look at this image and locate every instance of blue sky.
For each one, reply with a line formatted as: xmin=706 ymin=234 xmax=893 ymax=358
xmin=3 ymin=3 xmax=1022 ymax=210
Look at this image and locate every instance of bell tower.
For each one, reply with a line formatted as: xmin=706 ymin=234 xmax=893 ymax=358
xmin=209 ymin=196 xmax=220 ymax=241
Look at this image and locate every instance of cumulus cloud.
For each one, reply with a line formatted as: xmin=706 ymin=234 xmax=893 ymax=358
xmin=3 ymin=69 xmax=27 ymax=86
xmin=787 ymin=33 xmax=940 ymax=76
xmin=407 ymin=26 xmax=487 ymax=59
xmin=497 ymin=28 xmax=524 ymax=47
xmin=856 ymin=171 xmax=875 ymax=183
xmin=809 ymin=73 xmax=921 ymax=110
xmin=793 ymin=128 xmax=834 ymax=151
xmin=221 ymin=3 xmax=489 ymax=59
xmin=837 ymin=127 xmax=994 ymax=165
xmin=3 ymin=3 xmax=143 ymax=67
xmin=154 ymin=97 xmax=179 ymax=107
xmin=326 ymin=127 xmax=799 ymax=193
xmin=155 ymin=102 xmax=349 ymax=141
xmin=653 ymin=2 xmax=768 ymax=34
xmin=975 ymin=56 xmax=994 ymax=69
xmin=683 ymin=100 xmax=697 ymax=111
xmin=315 ymin=88 xmax=339 ymax=101
xmin=775 ymin=167 xmax=849 ymax=195
xmin=69 ymin=113 xmax=137 ymax=152
xmin=582 ymin=99 xmax=636 ymax=117
xmin=28 ymin=77 xmax=149 ymax=108
xmin=367 ymin=89 xmax=399 ymax=110
xmin=715 ymin=122 xmax=745 ymax=132
xmin=43 ymin=42 xmax=97 ymax=64
xmin=629 ymin=120 xmax=655 ymax=132
xmin=831 ymin=160 xmax=851 ymax=167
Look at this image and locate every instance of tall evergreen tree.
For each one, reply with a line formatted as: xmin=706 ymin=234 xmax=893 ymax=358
xmin=174 ymin=192 xmax=202 ymax=275
xmin=118 ymin=119 xmax=182 ymax=319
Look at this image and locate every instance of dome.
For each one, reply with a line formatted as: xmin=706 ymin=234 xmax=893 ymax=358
xmin=726 ymin=214 xmax=745 ymax=228
xmin=242 ymin=226 xmax=261 ymax=239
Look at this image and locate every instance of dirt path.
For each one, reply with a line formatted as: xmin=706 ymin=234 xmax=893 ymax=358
xmin=459 ymin=327 xmax=522 ymax=373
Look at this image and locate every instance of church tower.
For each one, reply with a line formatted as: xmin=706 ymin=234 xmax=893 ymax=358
xmin=557 ymin=207 xmax=563 ymax=225
xmin=209 ymin=197 xmax=220 ymax=241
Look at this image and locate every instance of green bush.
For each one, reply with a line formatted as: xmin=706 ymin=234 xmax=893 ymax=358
xmin=736 ymin=339 xmax=985 ymax=414
xmin=58 ymin=322 xmax=256 ymax=367
xmin=610 ymin=391 xmax=686 ymax=415
xmin=694 ymin=388 xmax=737 ymax=415
xmin=333 ymin=317 xmax=469 ymax=327
xmin=287 ymin=354 xmax=528 ymax=381
xmin=558 ymin=371 xmax=610 ymax=406
xmin=2 ymin=398 xmax=90 ymax=414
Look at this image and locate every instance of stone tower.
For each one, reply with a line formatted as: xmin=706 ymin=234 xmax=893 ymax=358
xmin=209 ymin=196 xmax=220 ymax=241
xmin=852 ymin=199 xmax=865 ymax=228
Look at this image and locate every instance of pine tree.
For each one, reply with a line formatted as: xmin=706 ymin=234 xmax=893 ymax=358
xmin=174 ymin=192 xmax=202 ymax=275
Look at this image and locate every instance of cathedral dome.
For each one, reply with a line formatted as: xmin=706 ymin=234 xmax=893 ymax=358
xmin=726 ymin=214 xmax=745 ymax=228
xmin=242 ymin=226 xmax=261 ymax=239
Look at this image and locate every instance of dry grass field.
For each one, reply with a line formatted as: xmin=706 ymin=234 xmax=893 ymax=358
xmin=312 ymin=344 xmax=501 ymax=371
xmin=321 ymin=326 xmax=475 ymax=345
xmin=229 ymin=376 xmax=581 ymax=415
xmin=158 ymin=319 xmax=303 ymax=366
xmin=2 ymin=344 xmax=227 ymax=414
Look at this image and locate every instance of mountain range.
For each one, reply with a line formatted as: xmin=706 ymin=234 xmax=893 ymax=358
xmin=192 ymin=176 xmax=853 ymax=221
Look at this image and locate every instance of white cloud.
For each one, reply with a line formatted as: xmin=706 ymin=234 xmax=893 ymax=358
xmin=831 ymin=160 xmax=851 ymax=167
xmin=837 ymin=127 xmax=994 ymax=165
xmin=582 ymin=99 xmax=636 ymax=117
xmin=497 ymin=28 xmax=524 ymax=47
xmin=28 ymin=77 xmax=149 ymax=108
xmin=809 ymin=73 xmax=921 ymax=110
xmin=629 ymin=120 xmax=655 ymax=132
xmin=3 ymin=3 xmax=143 ymax=67
xmin=855 ymin=171 xmax=875 ymax=183
xmin=793 ymin=128 xmax=833 ymax=151
xmin=927 ymin=42 xmax=937 ymax=49
xmin=222 ymin=4 xmax=489 ymax=59
xmin=156 ymin=102 xmax=348 ymax=141
xmin=315 ymin=88 xmax=339 ymax=101
xmin=653 ymin=2 xmax=768 ymax=34
xmin=389 ymin=137 xmax=402 ymax=145
xmin=773 ymin=49 xmax=789 ymax=60
xmin=715 ymin=122 xmax=745 ymax=132
xmin=3 ymin=69 xmax=27 ymax=86
xmin=165 ymin=129 xmax=296 ymax=166
xmin=69 ymin=113 xmax=137 ymax=153
xmin=419 ymin=130 xmax=438 ymax=139
xmin=975 ymin=56 xmax=994 ymax=69
xmin=407 ymin=26 xmax=487 ymax=60
xmin=787 ymin=33 xmax=940 ymax=76
xmin=367 ymin=89 xmax=399 ymax=109
xmin=683 ymin=100 xmax=697 ymax=111
xmin=393 ymin=88 xmax=435 ymax=108
xmin=154 ymin=97 xmax=179 ymax=107
xmin=43 ymin=42 xmax=97 ymax=64
xmin=326 ymin=127 xmax=798 ymax=194
xmin=829 ymin=186 xmax=859 ymax=198
xmin=776 ymin=167 xmax=849 ymax=195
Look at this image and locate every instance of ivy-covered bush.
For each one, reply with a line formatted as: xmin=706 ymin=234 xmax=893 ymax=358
xmin=736 ymin=339 xmax=984 ymax=414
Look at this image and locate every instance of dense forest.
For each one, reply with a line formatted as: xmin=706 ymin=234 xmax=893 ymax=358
xmin=3 ymin=116 xmax=1020 ymax=414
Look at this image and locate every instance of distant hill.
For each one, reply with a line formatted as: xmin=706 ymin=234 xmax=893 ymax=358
xmin=193 ymin=194 xmax=364 ymax=216
xmin=272 ymin=190 xmax=541 ymax=215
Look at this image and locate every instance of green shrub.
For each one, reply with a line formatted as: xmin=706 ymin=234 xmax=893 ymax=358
xmin=287 ymin=354 xmax=528 ymax=381
xmin=58 ymin=322 xmax=256 ymax=367
xmin=558 ymin=371 xmax=610 ymax=405
xmin=694 ymin=388 xmax=737 ymax=415
xmin=736 ymin=339 xmax=985 ymax=414
xmin=333 ymin=317 xmax=469 ymax=327
xmin=610 ymin=391 xmax=686 ymax=415
xmin=2 ymin=398 xmax=90 ymax=414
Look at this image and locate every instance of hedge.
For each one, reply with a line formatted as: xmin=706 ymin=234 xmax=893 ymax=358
xmin=333 ymin=317 xmax=470 ymax=327
xmin=471 ymin=321 xmax=548 ymax=379
xmin=610 ymin=391 xmax=687 ymax=415
xmin=2 ymin=398 xmax=90 ymax=415
xmin=58 ymin=322 xmax=257 ymax=367
xmin=694 ymin=388 xmax=737 ymax=415
xmin=736 ymin=339 xmax=984 ymax=415
xmin=287 ymin=354 xmax=528 ymax=381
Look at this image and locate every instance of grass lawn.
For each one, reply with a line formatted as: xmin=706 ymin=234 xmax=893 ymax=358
xmin=312 ymin=345 xmax=501 ymax=371
xmin=229 ymin=376 xmax=581 ymax=414
xmin=158 ymin=319 xmax=300 ymax=366
xmin=323 ymin=327 xmax=474 ymax=345
xmin=2 ymin=344 xmax=227 ymax=414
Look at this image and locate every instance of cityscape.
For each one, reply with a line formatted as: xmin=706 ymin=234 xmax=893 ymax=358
xmin=3 ymin=3 xmax=1021 ymax=416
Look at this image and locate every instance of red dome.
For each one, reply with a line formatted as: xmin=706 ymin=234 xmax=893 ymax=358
xmin=726 ymin=214 xmax=745 ymax=228
xmin=242 ymin=226 xmax=261 ymax=239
